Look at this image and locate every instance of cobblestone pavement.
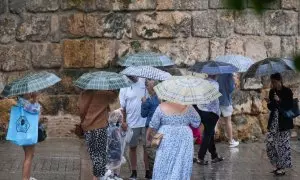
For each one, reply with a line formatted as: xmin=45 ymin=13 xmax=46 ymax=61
xmin=0 ymin=138 xmax=299 ymax=180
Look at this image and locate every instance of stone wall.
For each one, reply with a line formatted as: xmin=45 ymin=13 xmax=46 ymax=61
xmin=0 ymin=0 xmax=300 ymax=140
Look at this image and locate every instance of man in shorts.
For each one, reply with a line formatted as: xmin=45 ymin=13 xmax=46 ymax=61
xmin=217 ymin=74 xmax=239 ymax=148
xmin=119 ymin=76 xmax=150 ymax=179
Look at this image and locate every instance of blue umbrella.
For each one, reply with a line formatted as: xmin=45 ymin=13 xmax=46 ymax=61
xmin=188 ymin=61 xmax=239 ymax=75
xmin=215 ymin=55 xmax=254 ymax=72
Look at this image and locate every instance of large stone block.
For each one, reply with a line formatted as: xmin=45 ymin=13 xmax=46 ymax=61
xmin=232 ymin=90 xmax=253 ymax=115
xmin=0 ymin=15 xmax=18 ymax=44
xmin=210 ymin=38 xmax=226 ymax=59
xmin=9 ymin=0 xmax=26 ymax=14
xmin=0 ymin=99 xmax=16 ymax=125
xmin=16 ymin=14 xmax=51 ymax=42
xmin=135 ymin=12 xmax=191 ymax=39
xmin=235 ymin=10 xmax=263 ymax=35
xmin=60 ymin=0 xmax=96 ymax=11
xmin=216 ymin=10 xmax=234 ymax=37
xmin=281 ymin=0 xmax=299 ymax=10
xmin=39 ymin=95 xmax=61 ymax=115
xmin=26 ymin=0 xmax=59 ymax=12
xmin=264 ymin=10 xmax=298 ymax=35
xmin=31 ymin=43 xmax=62 ymax=68
xmin=192 ymin=11 xmax=216 ymax=38
xmin=95 ymin=40 xmax=116 ymax=68
xmin=281 ymin=37 xmax=295 ymax=57
xmin=248 ymin=0 xmax=280 ymax=9
xmin=63 ymin=40 xmax=95 ymax=68
xmin=45 ymin=115 xmax=80 ymax=138
xmin=85 ymin=12 xmax=131 ymax=39
xmin=49 ymin=15 xmax=60 ymax=42
xmin=225 ymin=37 xmax=244 ymax=55
xmin=0 ymin=0 xmax=5 ymax=14
xmin=62 ymin=95 xmax=79 ymax=115
xmin=95 ymin=0 xmax=156 ymax=11
xmin=0 ymin=44 xmax=31 ymax=71
xmin=157 ymin=0 xmax=208 ymax=10
xmin=233 ymin=115 xmax=263 ymax=141
xmin=244 ymin=37 xmax=267 ymax=61
xmin=60 ymin=13 xmax=85 ymax=38
xmin=264 ymin=36 xmax=281 ymax=57
xmin=241 ymin=78 xmax=263 ymax=90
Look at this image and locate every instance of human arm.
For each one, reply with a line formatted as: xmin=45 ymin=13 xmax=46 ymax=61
xmin=119 ymin=89 xmax=128 ymax=131
xmin=189 ymin=107 xmax=201 ymax=128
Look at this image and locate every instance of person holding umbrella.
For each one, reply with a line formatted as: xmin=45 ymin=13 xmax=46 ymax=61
xmin=146 ymin=76 xmax=221 ymax=179
xmin=74 ymin=71 xmax=132 ymax=180
xmin=2 ymin=72 xmax=61 ymax=180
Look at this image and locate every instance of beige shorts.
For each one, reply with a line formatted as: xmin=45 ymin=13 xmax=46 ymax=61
xmin=220 ymin=105 xmax=233 ymax=117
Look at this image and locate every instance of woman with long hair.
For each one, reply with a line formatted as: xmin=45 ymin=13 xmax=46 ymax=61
xmin=266 ymin=73 xmax=294 ymax=176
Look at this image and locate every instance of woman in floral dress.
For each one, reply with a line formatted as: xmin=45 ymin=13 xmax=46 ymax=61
xmin=266 ymin=73 xmax=294 ymax=176
xmin=146 ymin=102 xmax=201 ymax=180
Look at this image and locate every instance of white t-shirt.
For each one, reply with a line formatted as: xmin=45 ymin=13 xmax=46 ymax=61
xmin=119 ymin=78 xmax=147 ymax=128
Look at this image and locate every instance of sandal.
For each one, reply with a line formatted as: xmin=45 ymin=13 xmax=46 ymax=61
xmin=196 ymin=159 xmax=208 ymax=165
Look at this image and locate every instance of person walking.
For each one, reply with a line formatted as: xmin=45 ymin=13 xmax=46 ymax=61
xmin=146 ymin=102 xmax=201 ymax=180
xmin=141 ymin=79 xmax=160 ymax=178
xmin=194 ymin=75 xmax=224 ymax=165
xmin=217 ymin=73 xmax=239 ymax=147
xmin=119 ymin=77 xmax=150 ymax=179
xmin=266 ymin=73 xmax=294 ymax=176
xmin=78 ymin=90 xmax=118 ymax=180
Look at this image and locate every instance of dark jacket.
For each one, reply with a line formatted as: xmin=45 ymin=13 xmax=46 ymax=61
xmin=141 ymin=95 xmax=160 ymax=128
xmin=267 ymin=86 xmax=294 ymax=131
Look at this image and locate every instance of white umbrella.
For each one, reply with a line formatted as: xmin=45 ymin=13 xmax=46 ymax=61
xmin=120 ymin=66 xmax=172 ymax=81
xmin=215 ymin=55 xmax=254 ymax=72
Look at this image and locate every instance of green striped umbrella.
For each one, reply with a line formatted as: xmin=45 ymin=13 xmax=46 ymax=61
xmin=2 ymin=71 xmax=61 ymax=97
xmin=117 ymin=52 xmax=175 ymax=67
xmin=74 ymin=71 xmax=132 ymax=90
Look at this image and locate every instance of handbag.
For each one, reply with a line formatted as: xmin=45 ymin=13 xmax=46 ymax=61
xmin=282 ymin=98 xmax=300 ymax=119
xmin=38 ymin=124 xmax=47 ymax=142
xmin=151 ymin=133 xmax=163 ymax=148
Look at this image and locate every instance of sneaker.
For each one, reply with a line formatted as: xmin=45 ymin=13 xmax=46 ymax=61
xmin=114 ymin=175 xmax=123 ymax=180
xmin=100 ymin=170 xmax=112 ymax=180
xmin=211 ymin=156 xmax=224 ymax=163
xmin=30 ymin=178 xmax=37 ymax=180
xmin=129 ymin=170 xmax=137 ymax=180
xmin=145 ymin=170 xmax=152 ymax=179
xmin=196 ymin=159 xmax=208 ymax=165
xmin=229 ymin=139 xmax=239 ymax=147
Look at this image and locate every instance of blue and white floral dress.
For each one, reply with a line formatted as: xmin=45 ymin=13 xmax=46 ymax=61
xmin=150 ymin=106 xmax=201 ymax=180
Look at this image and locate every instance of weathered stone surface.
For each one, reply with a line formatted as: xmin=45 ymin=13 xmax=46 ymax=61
xmin=248 ymin=0 xmax=280 ymax=9
xmin=26 ymin=0 xmax=59 ymax=12
xmin=16 ymin=14 xmax=50 ymax=42
xmin=0 ymin=44 xmax=31 ymax=71
xmin=264 ymin=10 xmax=298 ymax=35
xmin=39 ymin=95 xmax=61 ymax=115
xmin=296 ymin=37 xmax=300 ymax=54
xmin=233 ymin=115 xmax=263 ymax=141
xmin=60 ymin=0 xmax=96 ymax=11
xmin=264 ymin=36 xmax=281 ymax=57
xmin=225 ymin=37 xmax=244 ymax=55
xmin=232 ymin=90 xmax=252 ymax=115
xmin=0 ymin=15 xmax=18 ymax=44
xmin=63 ymin=40 xmax=95 ymax=68
xmin=192 ymin=11 xmax=216 ymax=37
xmin=210 ymin=38 xmax=226 ymax=59
xmin=31 ymin=43 xmax=62 ymax=68
xmin=258 ymin=114 xmax=269 ymax=133
xmin=241 ymin=78 xmax=263 ymax=90
xmin=235 ymin=10 xmax=263 ymax=35
xmin=62 ymin=95 xmax=79 ymax=115
xmin=281 ymin=0 xmax=299 ymax=10
xmin=157 ymin=0 xmax=208 ymax=10
xmin=281 ymin=37 xmax=295 ymax=57
xmin=9 ymin=0 xmax=26 ymax=14
xmin=45 ymin=115 xmax=80 ymax=137
xmin=49 ymin=15 xmax=60 ymax=42
xmin=0 ymin=99 xmax=16 ymax=126
xmin=136 ymin=12 xmax=191 ymax=39
xmin=95 ymin=0 xmax=156 ymax=11
xmin=245 ymin=37 xmax=267 ymax=61
xmin=209 ymin=0 xmax=227 ymax=9
xmin=0 ymin=0 xmax=5 ymax=14
xmin=95 ymin=40 xmax=116 ymax=68
xmin=85 ymin=13 xmax=131 ymax=39
xmin=60 ymin=13 xmax=85 ymax=37
xmin=0 ymin=72 xmax=4 ymax=92
xmin=216 ymin=10 xmax=234 ymax=37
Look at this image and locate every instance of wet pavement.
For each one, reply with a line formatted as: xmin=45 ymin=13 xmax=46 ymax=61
xmin=0 ymin=138 xmax=299 ymax=180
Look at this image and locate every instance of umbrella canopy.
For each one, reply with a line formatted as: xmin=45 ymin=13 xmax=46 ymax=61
xmin=117 ymin=52 xmax=175 ymax=67
xmin=283 ymin=57 xmax=296 ymax=70
xmin=243 ymin=58 xmax=294 ymax=79
xmin=2 ymin=71 xmax=61 ymax=97
xmin=215 ymin=55 xmax=254 ymax=72
xmin=188 ymin=61 xmax=239 ymax=75
xmin=120 ymin=66 xmax=172 ymax=81
xmin=154 ymin=76 xmax=221 ymax=105
xmin=74 ymin=71 xmax=132 ymax=90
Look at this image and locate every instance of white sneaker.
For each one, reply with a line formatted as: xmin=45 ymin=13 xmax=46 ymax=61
xmin=99 ymin=170 xmax=112 ymax=180
xmin=229 ymin=139 xmax=239 ymax=148
xmin=30 ymin=177 xmax=37 ymax=180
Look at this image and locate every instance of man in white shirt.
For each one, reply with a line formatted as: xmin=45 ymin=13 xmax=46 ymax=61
xmin=120 ymin=76 xmax=150 ymax=179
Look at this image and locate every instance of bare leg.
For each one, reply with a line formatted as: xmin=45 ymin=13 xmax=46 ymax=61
xmin=130 ymin=147 xmax=137 ymax=170
xmin=93 ymin=176 xmax=97 ymax=180
xmin=143 ymin=146 xmax=149 ymax=170
xmin=224 ymin=116 xmax=233 ymax=141
xmin=22 ymin=145 xmax=35 ymax=180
